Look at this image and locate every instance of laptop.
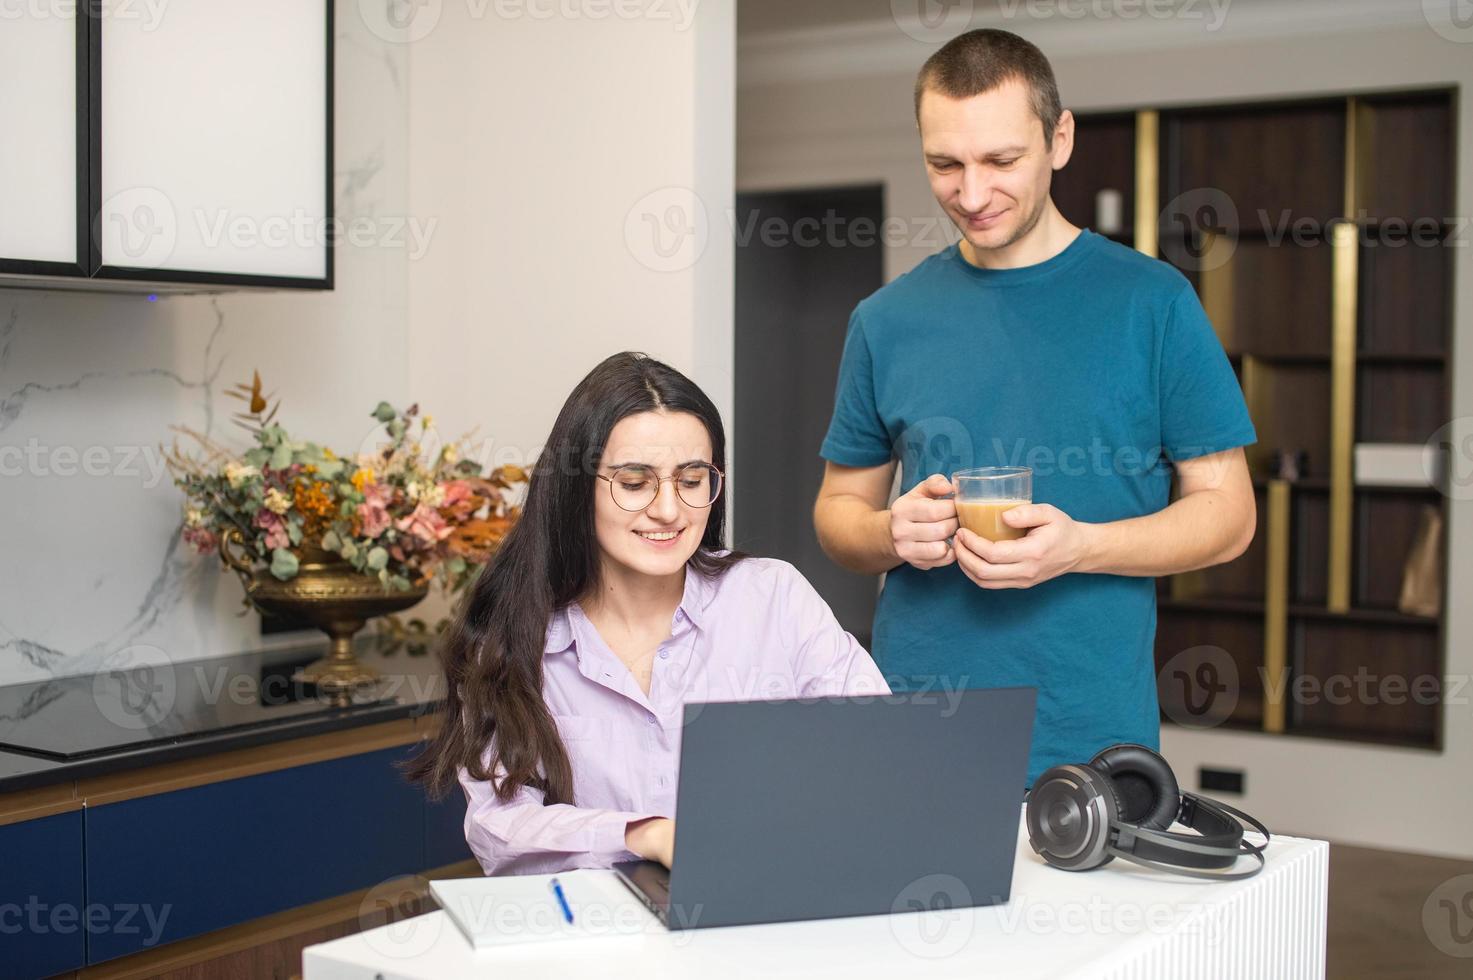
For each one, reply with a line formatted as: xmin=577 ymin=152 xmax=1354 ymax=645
xmin=613 ymin=686 xmax=1036 ymax=930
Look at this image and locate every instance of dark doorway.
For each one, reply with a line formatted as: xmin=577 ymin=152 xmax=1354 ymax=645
xmin=733 ymin=184 xmax=885 ymax=646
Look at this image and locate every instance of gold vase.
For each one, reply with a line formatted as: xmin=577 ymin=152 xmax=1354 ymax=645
xmin=219 ymin=528 xmax=428 ymax=705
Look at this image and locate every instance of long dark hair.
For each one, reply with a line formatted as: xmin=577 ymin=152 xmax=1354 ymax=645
xmin=406 ymin=352 xmax=742 ymax=803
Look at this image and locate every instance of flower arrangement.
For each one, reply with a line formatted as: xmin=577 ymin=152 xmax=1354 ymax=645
xmin=164 ymin=373 xmax=526 ymax=594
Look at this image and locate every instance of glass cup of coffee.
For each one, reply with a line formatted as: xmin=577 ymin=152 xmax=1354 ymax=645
xmin=952 ymin=467 xmax=1032 ymax=541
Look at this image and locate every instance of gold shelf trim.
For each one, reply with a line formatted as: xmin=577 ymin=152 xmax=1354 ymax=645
xmin=1134 ymin=110 xmax=1159 ymax=259
xmin=1264 ymin=479 xmax=1291 ymax=734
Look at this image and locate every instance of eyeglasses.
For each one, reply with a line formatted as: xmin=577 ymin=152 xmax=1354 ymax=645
xmin=596 ymin=462 xmax=724 ymax=512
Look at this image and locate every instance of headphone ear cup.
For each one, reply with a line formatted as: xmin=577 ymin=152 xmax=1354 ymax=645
xmin=1026 ymin=764 xmax=1118 ymax=872
xmin=1088 ymin=744 xmax=1181 ymax=832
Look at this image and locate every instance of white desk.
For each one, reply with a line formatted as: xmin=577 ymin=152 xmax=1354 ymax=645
xmin=304 ymin=824 xmax=1327 ymax=979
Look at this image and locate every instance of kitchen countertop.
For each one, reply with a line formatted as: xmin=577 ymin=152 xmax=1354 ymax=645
xmin=0 ymin=638 xmax=447 ymax=796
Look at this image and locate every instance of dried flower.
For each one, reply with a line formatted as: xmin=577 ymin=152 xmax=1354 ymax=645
xmin=263 ymin=487 xmax=292 ymax=515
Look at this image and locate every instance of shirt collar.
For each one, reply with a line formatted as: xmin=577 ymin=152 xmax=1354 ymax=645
xmin=542 ymin=564 xmax=715 ymax=655
xmin=675 ymin=564 xmax=714 ymax=629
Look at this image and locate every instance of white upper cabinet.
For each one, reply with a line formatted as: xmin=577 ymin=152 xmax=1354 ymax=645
xmin=0 ymin=9 xmax=83 ymax=273
xmin=0 ymin=2 xmax=332 ymax=291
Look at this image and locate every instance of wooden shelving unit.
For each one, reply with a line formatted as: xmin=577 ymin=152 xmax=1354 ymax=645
xmin=1055 ymin=89 xmax=1455 ymax=750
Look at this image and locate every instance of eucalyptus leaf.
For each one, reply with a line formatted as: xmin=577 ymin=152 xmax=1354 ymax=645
xmin=321 ymin=530 xmax=342 ymax=551
xmin=316 ymin=458 xmax=345 ymax=479
xmin=388 ymin=419 xmax=406 ymax=440
xmin=367 ymin=546 xmax=389 ymax=571
xmin=372 ymin=402 xmax=397 ymax=423
xmin=270 ymin=442 xmax=293 ymax=470
xmin=287 ymin=521 xmax=303 ymax=546
xmin=269 ymin=548 xmax=299 ymax=580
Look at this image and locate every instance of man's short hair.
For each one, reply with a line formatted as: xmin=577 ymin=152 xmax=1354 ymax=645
xmin=914 ymin=29 xmax=1063 ymax=148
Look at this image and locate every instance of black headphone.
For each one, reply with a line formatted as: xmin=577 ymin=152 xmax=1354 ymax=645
xmin=1025 ymin=744 xmax=1270 ymax=880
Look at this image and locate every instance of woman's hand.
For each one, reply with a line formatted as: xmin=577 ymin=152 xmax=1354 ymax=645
xmin=625 ymin=817 xmax=676 ymax=867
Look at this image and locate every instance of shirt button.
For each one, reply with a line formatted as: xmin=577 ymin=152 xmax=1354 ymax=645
xmin=659 ymin=650 xmax=669 ymax=659
xmin=647 ymin=717 xmax=656 ymax=725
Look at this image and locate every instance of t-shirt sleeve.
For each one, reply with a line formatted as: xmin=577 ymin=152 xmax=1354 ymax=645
xmin=820 ymin=309 xmax=893 ymax=467
xmin=1158 ymin=283 xmax=1258 ymax=462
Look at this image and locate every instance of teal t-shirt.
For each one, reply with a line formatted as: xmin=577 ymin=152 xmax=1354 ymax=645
xmin=820 ymin=230 xmax=1256 ymax=785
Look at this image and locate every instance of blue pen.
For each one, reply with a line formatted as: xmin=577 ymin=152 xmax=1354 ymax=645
xmin=550 ymin=877 xmax=574 ymax=924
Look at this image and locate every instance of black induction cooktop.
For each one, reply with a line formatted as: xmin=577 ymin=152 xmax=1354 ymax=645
xmin=0 ymin=645 xmax=399 ymax=761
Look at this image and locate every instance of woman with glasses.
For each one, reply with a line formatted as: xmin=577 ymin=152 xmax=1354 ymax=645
xmin=408 ymin=352 xmax=887 ymax=876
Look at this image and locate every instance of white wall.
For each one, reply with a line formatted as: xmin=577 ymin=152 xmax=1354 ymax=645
xmin=404 ymin=0 xmax=736 ymax=532
xmin=739 ymin=5 xmax=1473 ymax=858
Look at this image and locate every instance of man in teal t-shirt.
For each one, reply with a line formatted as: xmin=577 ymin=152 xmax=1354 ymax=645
xmin=814 ymin=29 xmax=1257 ymax=785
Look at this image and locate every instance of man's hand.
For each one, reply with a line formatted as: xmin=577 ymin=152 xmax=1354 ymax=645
xmin=954 ymin=503 xmax=1091 ymax=589
xmin=625 ymin=817 xmax=675 ymax=868
xmin=890 ymin=474 xmax=960 ymax=570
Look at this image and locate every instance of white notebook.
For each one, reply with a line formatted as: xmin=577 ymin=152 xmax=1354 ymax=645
xmin=430 ymin=869 xmax=656 ymax=949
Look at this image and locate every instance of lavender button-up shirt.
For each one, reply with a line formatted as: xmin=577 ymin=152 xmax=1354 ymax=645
xmin=459 ymin=557 xmax=890 ymax=876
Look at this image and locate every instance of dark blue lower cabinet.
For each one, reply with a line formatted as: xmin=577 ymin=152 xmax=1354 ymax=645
xmin=0 ymin=810 xmax=86 ymax=980
xmin=424 ymin=788 xmax=475 ymax=869
xmin=84 ymin=745 xmax=424 ymax=964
